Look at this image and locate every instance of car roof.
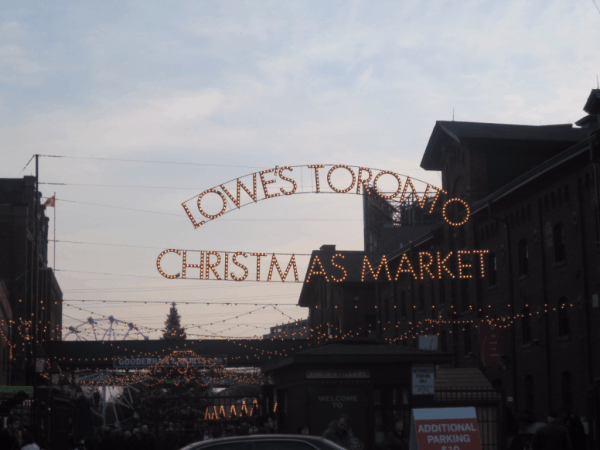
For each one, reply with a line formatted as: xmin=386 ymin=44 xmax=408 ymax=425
xmin=180 ymin=434 xmax=345 ymax=450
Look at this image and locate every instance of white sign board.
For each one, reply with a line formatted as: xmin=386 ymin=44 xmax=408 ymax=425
xmin=412 ymin=364 xmax=435 ymax=395
xmin=409 ymin=407 xmax=482 ymax=450
xmin=418 ymin=335 xmax=439 ymax=351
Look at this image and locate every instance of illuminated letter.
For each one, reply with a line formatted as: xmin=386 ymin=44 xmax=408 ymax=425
xmin=356 ymin=167 xmax=373 ymax=194
xmin=306 ymin=255 xmax=330 ymax=282
xmin=250 ymin=252 xmax=267 ymax=281
xmin=182 ymin=250 xmax=204 ymax=279
xmin=182 ymin=203 xmax=205 ymax=229
xmin=278 ymin=166 xmax=297 ymax=195
xmin=205 ymin=251 xmax=222 ymax=280
xmin=436 ymin=252 xmax=455 ymax=278
xmin=220 ymin=174 xmax=258 ymax=208
xmin=231 ymin=252 xmax=249 ymax=281
xmin=267 ymin=254 xmax=299 ymax=282
xmin=259 ymin=167 xmax=280 ymax=199
xmin=197 ymin=189 xmax=227 ymax=219
xmin=442 ymin=198 xmax=470 ymax=226
xmin=457 ymin=250 xmax=472 ymax=278
xmin=399 ymin=178 xmax=429 ymax=207
xmin=419 ymin=252 xmax=435 ymax=279
xmin=373 ymin=171 xmax=403 ymax=199
xmin=224 ymin=252 xmax=229 ymax=280
xmin=330 ymin=253 xmax=347 ymax=282
xmin=473 ymin=249 xmax=489 ymax=277
xmin=327 ymin=165 xmax=356 ymax=193
xmin=427 ymin=185 xmax=447 ymax=213
xmin=156 ymin=249 xmax=181 ymax=279
xmin=308 ymin=165 xmax=325 ymax=193
xmin=394 ymin=254 xmax=418 ymax=280
xmin=361 ymin=255 xmax=392 ymax=281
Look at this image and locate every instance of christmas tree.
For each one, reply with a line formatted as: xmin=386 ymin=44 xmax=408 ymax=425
xmin=162 ymin=302 xmax=187 ymax=340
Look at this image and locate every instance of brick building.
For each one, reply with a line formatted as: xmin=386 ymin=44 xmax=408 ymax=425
xmin=0 ymin=281 xmax=12 ymax=385
xmin=299 ymin=90 xmax=600 ymax=431
xmin=0 ymin=176 xmax=63 ymax=385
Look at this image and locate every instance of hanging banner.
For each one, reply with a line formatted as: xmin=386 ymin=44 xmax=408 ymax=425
xmin=478 ymin=319 xmax=501 ymax=366
xmin=409 ymin=407 xmax=482 ymax=450
xmin=113 ymin=355 xmax=227 ymax=369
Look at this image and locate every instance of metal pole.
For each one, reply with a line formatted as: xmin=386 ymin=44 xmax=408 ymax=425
xmin=53 ymin=191 xmax=56 ymax=271
xmin=33 ymin=154 xmax=38 ymax=378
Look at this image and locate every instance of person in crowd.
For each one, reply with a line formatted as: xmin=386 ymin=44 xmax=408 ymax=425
xmin=20 ymin=432 xmax=40 ymax=450
xmin=0 ymin=416 xmax=23 ymax=450
xmin=531 ymin=412 xmax=572 ymax=450
xmin=263 ymin=417 xmax=275 ymax=434
xmin=323 ymin=415 xmax=354 ymax=449
xmin=557 ymin=409 xmax=586 ymax=450
xmin=140 ymin=424 xmax=157 ymax=450
xmin=122 ymin=430 xmax=134 ymax=450
xmin=131 ymin=428 xmax=144 ymax=450
xmin=297 ymin=425 xmax=310 ymax=435
xmin=382 ymin=416 xmax=409 ymax=450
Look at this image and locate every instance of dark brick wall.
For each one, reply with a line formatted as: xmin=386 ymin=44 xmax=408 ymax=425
xmin=0 ymin=177 xmax=63 ymax=385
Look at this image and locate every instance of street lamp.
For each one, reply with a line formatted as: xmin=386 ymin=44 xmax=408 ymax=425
xmin=35 ymin=344 xmax=47 ymax=373
xmin=48 ymin=363 xmax=62 ymax=386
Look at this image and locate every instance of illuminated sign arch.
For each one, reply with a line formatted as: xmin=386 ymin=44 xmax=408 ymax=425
xmin=180 ymin=164 xmax=469 ymax=230
xmin=157 ymin=164 xmax=482 ymax=283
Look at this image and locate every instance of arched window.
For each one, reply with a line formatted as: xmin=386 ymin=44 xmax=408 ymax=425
xmin=558 ymin=297 xmax=570 ymax=337
xmin=440 ymin=329 xmax=448 ymax=353
xmin=561 ymin=372 xmax=573 ymax=410
xmin=525 ymin=375 xmax=535 ymax=412
xmin=554 ymin=224 xmax=566 ymax=262
xmin=450 ymin=278 xmax=457 ymax=304
xmin=518 ymin=240 xmax=529 ymax=276
xmin=400 ymin=292 xmax=406 ymax=318
xmin=418 ymin=284 xmax=425 ymax=311
xmin=384 ymin=298 xmax=390 ymax=323
xmin=464 ymin=323 xmax=472 ymax=354
xmin=439 ymin=280 xmax=446 ymax=305
xmin=488 ymin=253 xmax=497 ymax=287
xmin=522 ymin=307 xmax=532 ymax=344
xmin=461 ymin=279 xmax=470 ymax=312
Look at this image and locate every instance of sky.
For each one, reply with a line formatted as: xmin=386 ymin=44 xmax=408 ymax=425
xmin=1 ymin=0 xmax=599 ymax=341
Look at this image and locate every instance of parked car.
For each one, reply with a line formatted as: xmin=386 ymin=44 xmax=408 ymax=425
xmin=179 ymin=434 xmax=348 ymax=450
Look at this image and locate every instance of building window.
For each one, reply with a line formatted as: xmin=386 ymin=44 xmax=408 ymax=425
xmin=384 ymin=298 xmax=390 ymax=323
xmin=558 ymin=297 xmax=570 ymax=337
xmin=525 ymin=375 xmax=535 ymax=412
xmin=464 ymin=323 xmax=472 ymax=354
xmin=400 ymin=292 xmax=406 ymax=318
xmin=561 ymin=372 xmax=573 ymax=411
xmin=461 ymin=279 xmax=470 ymax=312
xmin=439 ymin=280 xmax=446 ymax=305
xmin=440 ymin=330 xmax=448 ymax=352
xmin=488 ymin=252 xmax=497 ymax=287
xmin=518 ymin=240 xmax=529 ymax=276
xmin=522 ymin=307 xmax=532 ymax=344
xmin=418 ymin=284 xmax=425 ymax=311
xmin=553 ymin=223 xmax=566 ymax=263
xmin=365 ymin=314 xmax=377 ymax=338
xmin=450 ymin=278 xmax=457 ymax=305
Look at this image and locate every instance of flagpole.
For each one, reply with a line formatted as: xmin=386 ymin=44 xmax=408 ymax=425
xmin=53 ymin=192 xmax=56 ymax=271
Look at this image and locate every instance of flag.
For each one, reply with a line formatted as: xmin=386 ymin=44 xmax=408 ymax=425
xmin=43 ymin=195 xmax=55 ymax=207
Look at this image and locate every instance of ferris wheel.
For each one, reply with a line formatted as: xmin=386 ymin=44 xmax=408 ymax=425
xmin=63 ymin=315 xmax=150 ymax=341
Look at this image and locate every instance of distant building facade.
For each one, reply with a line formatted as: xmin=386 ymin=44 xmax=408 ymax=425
xmin=263 ymin=319 xmax=309 ymax=339
xmin=0 ymin=176 xmax=63 ymax=385
xmin=299 ymin=90 xmax=600 ymax=430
